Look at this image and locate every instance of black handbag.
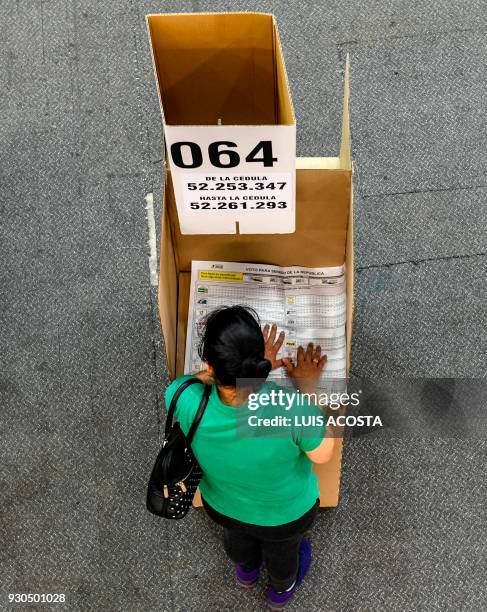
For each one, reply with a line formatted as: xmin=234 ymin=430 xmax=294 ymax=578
xmin=146 ymin=378 xmax=211 ymax=519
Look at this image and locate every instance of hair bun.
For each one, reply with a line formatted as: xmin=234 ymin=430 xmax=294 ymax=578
xmin=240 ymin=356 xmax=272 ymax=380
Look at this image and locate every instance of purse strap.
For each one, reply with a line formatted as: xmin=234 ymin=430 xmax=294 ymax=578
xmin=187 ymin=384 xmax=211 ymax=446
xmin=164 ymin=378 xmax=210 ymax=443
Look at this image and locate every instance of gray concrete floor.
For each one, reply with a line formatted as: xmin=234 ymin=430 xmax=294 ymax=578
xmin=1 ymin=1 xmax=486 ymax=611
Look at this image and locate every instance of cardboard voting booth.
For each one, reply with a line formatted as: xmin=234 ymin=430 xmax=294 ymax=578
xmin=147 ymin=12 xmax=354 ymax=508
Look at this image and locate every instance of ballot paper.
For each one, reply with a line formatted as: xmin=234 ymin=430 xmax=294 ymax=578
xmin=185 ymin=261 xmax=347 ymax=389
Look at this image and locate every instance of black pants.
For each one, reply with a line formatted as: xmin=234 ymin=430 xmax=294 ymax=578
xmin=202 ymin=497 xmax=319 ymax=592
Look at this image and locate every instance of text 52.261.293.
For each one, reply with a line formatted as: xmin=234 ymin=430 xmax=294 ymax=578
xmin=189 ymin=201 xmax=288 ymax=210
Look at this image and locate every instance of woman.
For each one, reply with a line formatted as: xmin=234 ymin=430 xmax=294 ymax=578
xmin=165 ymin=306 xmax=334 ymax=609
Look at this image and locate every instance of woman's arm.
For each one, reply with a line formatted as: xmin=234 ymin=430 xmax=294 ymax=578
xmin=305 ymin=436 xmax=335 ymax=464
xmin=283 ymin=342 xmax=336 ymax=464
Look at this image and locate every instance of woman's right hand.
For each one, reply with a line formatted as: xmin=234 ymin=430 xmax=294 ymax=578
xmin=282 ymin=343 xmax=327 ymax=392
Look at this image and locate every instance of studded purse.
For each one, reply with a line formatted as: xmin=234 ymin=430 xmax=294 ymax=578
xmin=146 ymin=378 xmax=211 ymax=519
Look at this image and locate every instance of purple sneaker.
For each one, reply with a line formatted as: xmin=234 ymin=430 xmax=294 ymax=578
xmin=236 ymin=563 xmax=260 ymax=588
xmin=266 ymin=537 xmax=312 ymax=609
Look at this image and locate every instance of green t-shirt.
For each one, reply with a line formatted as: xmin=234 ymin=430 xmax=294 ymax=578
xmin=165 ymin=375 xmax=326 ymax=526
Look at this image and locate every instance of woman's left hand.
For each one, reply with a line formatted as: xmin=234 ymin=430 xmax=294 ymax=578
xmin=263 ymin=323 xmax=285 ymax=370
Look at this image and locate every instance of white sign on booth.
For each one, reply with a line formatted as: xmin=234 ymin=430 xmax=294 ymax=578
xmin=165 ymin=125 xmax=296 ymax=235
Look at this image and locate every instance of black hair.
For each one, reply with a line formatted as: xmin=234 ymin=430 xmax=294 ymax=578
xmin=198 ymin=306 xmax=271 ymax=386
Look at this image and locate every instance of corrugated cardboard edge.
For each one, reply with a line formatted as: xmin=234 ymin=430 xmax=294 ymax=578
xmin=334 ymin=53 xmax=353 ymax=508
xmin=272 ymin=15 xmax=296 ymax=124
xmin=339 ymin=54 xmax=352 ymax=172
xmin=158 ymin=170 xmax=178 ymax=379
xmin=145 ymin=15 xmax=167 ymax=126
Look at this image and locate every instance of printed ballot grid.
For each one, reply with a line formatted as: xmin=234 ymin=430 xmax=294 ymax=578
xmin=186 ymin=262 xmax=347 ymax=383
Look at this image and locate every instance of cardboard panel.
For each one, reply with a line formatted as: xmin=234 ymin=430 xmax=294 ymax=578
xmin=147 ymin=13 xmax=292 ymax=126
xmin=273 ymin=24 xmax=294 ymax=124
xmin=167 ymin=167 xmax=351 ymax=270
xmin=158 ymin=179 xmax=179 ymax=379
xmin=313 ymin=438 xmax=343 ymax=507
xmin=147 ymin=13 xmax=296 ymax=235
xmin=176 ymin=272 xmax=191 ymax=378
xmin=169 ymin=166 xmax=352 ymax=383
